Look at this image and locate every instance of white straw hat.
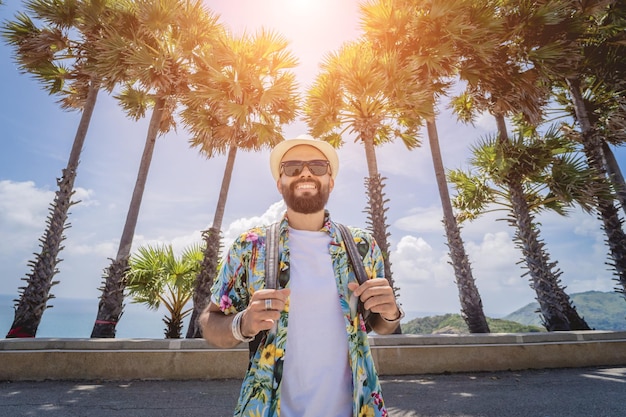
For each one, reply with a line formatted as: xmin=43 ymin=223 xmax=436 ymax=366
xmin=269 ymin=135 xmax=339 ymax=181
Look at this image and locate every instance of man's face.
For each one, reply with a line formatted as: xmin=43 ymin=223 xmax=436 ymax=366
xmin=277 ymin=145 xmax=334 ymax=214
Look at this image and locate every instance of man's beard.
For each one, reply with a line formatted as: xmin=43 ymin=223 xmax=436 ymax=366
xmin=282 ymin=178 xmax=329 ymax=214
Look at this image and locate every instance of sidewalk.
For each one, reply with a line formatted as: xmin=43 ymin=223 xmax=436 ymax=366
xmin=1 ymin=366 xmax=625 ymax=416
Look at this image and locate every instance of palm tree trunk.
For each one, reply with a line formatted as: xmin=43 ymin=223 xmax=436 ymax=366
xmin=362 ymin=133 xmax=380 ymax=176
xmin=507 ymin=182 xmax=573 ymax=330
xmin=186 ymin=145 xmax=238 ymax=338
xmin=91 ymin=97 xmax=165 ymax=338
xmin=164 ymin=289 xmax=184 ymax=339
xmin=494 ymin=113 xmax=589 ymax=331
xmin=425 ymin=109 xmax=490 ymax=333
xmin=212 ymin=145 xmax=237 ymax=231
xmin=601 ymin=141 xmax=626 ymax=218
xmin=361 ymin=134 xmax=394 ymax=285
xmin=6 ymin=80 xmax=100 ymax=338
xmin=509 ymin=180 xmax=591 ymax=330
xmin=567 ymin=77 xmax=626 ymax=298
xmin=358 ymin=133 xmax=401 ymax=334
xmin=364 ymin=174 xmax=393 ymax=284
xmin=506 ymin=173 xmax=590 ymax=331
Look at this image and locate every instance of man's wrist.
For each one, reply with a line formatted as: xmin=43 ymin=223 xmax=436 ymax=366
xmin=380 ymin=305 xmax=405 ymax=323
xmin=231 ymin=311 xmax=255 ymax=342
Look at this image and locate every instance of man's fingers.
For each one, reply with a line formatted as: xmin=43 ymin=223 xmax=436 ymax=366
xmin=347 ymin=282 xmax=360 ymax=294
xmin=241 ymin=288 xmax=291 ymax=336
xmin=348 ymin=279 xmax=398 ymax=318
xmin=256 ymin=297 xmax=286 ymax=312
xmin=350 ymin=278 xmax=390 ymax=299
xmin=271 ymin=288 xmax=291 ymax=300
xmin=363 ymin=294 xmax=395 ymax=311
xmin=250 ymin=288 xmax=291 ymax=311
xmin=254 ymin=288 xmax=290 ymax=300
xmin=240 ymin=309 xmax=281 ymax=337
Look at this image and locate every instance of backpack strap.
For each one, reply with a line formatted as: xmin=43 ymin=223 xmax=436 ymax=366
xmin=336 ymin=223 xmax=368 ymax=286
xmin=337 ymin=223 xmax=373 ymax=330
xmin=265 ymin=221 xmax=279 ymax=290
xmin=248 ymin=221 xmax=279 ymax=361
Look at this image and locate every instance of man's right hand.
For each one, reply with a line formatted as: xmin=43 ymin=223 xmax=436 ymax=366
xmin=240 ymin=288 xmax=291 ymax=338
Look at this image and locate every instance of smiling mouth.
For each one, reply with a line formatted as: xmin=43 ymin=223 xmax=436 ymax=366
xmin=296 ymin=183 xmax=317 ymax=191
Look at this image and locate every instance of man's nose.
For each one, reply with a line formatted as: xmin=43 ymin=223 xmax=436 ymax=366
xmin=299 ymin=165 xmax=314 ymax=176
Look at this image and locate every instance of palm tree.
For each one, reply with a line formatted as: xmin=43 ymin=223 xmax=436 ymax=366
xmin=450 ymin=125 xmax=596 ymax=330
xmin=360 ymin=0 xmax=492 ymax=332
xmin=550 ymin=78 xmax=626 ymax=217
xmin=127 ymin=243 xmax=203 ymax=338
xmin=90 ymin=0 xmax=223 ymax=338
xmin=2 ymin=0 xmax=125 ymax=338
xmin=450 ymin=127 xmax=600 ymax=330
xmin=566 ymin=78 xmax=626 ymax=296
xmin=559 ymin=79 xmax=626 ymax=217
xmin=180 ymin=28 xmax=299 ymax=338
xmin=304 ymin=39 xmax=420 ymax=306
xmin=504 ymin=0 xmax=626 ymax=300
xmin=447 ymin=2 xmax=591 ymax=330
xmin=572 ymin=0 xmax=626 ymax=216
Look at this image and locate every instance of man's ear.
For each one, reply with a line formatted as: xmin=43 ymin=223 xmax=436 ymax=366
xmin=329 ymin=177 xmax=335 ymax=193
xmin=276 ymin=179 xmax=283 ymax=195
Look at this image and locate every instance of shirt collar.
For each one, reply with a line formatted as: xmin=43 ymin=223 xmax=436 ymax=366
xmin=280 ymin=210 xmax=336 ymax=236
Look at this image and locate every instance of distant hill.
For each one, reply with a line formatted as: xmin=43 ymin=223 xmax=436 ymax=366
xmin=401 ymin=314 xmax=545 ymax=334
xmin=401 ymin=291 xmax=626 ymax=334
xmin=503 ymin=291 xmax=626 ymax=330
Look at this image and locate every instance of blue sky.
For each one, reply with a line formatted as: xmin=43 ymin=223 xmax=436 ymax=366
xmin=1 ymin=0 xmax=624 ymax=331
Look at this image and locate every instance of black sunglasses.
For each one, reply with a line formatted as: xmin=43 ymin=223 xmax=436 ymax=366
xmin=280 ymin=160 xmax=330 ymax=177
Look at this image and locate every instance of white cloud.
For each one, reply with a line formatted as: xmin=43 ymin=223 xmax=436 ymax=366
xmin=389 ymin=228 xmax=531 ymax=316
xmin=463 ymin=231 xmax=531 ymax=310
xmin=0 ymin=180 xmax=121 ymax=298
xmin=391 ymin=235 xmax=450 ymax=286
xmin=390 ymin=234 xmax=459 ymax=314
xmin=0 ymin=180 xmax=53 ymax=228
xmin=466 ymin=231 xmax=519 ymax=274
xmin=0 ymin=180 xmax=97 ymax=231
xmin=222 ymin=200 xmax=286 ymax=250
xmin=67 ymin=241 xmax=117 ymax=257
xmin=225 ymin=201 xmax=285 ymax=235
xmin=0 ymin=181 xmax=99 ymax=261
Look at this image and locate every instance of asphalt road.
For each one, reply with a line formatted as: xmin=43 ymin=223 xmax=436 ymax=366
xmin=1 ymin=366 xmax=625 ymax=416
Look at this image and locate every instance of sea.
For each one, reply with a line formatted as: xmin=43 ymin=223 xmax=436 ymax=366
xmin=0 ymin=294 xmax=186 ymax=338
xmin=0 ymin=294 xmax=438 ymax=339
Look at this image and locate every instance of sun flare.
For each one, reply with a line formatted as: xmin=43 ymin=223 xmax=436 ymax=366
xmin=281 ymin=0 xmax=329 ymax=16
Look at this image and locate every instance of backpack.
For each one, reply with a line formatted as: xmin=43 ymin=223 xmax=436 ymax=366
xmin=248 ymin=222 xmax=373 ymax=359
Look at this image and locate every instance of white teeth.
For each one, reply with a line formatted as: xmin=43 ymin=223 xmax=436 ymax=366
xmin=297 ymin=184 xmax=316 ymax=190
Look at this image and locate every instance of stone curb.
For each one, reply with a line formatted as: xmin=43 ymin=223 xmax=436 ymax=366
xmin=1 ymin=331 xmax=625 ymax=381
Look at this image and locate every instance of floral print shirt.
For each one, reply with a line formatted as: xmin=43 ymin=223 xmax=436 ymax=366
xmin=210 ymin=212 xmax=388 ymax=417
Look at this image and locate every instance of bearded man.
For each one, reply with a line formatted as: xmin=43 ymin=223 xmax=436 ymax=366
xmin=199 ymin=136 xmax=403 ymax=417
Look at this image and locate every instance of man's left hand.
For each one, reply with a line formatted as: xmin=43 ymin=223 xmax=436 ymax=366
xmin=348 ymin=278 xmax=400 ymax=321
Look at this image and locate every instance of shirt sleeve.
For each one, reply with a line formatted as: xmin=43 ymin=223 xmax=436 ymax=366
xmin=209 ymin=227 xmax=265 ymax=315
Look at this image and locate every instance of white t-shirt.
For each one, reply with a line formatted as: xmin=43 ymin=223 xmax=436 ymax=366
xmin=280 ymin=228 xmax=352 ymax=417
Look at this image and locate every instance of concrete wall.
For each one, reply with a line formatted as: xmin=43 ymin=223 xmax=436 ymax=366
xmin=1 ymin=331 xmax=625 ymax=381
